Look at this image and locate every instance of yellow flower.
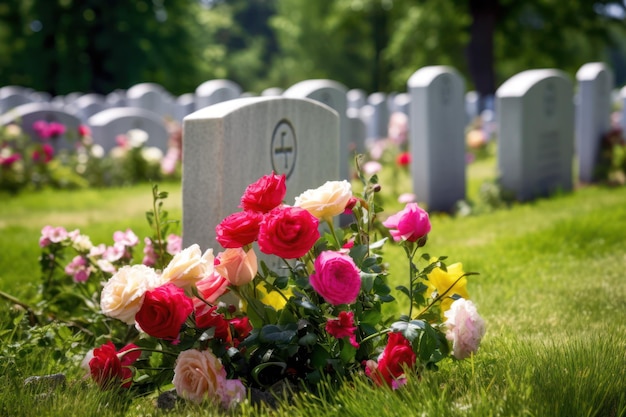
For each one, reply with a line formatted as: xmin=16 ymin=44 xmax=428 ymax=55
xmin=240 ymin=283 xmax=294 ymax=312
xmin=425 ymin=260 xmax=470 ymax=314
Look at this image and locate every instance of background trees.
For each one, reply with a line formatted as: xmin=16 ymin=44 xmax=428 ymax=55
xmin=0 ymin=0 xmax=624 ymax=101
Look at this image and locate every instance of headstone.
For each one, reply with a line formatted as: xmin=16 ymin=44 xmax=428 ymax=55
xmin=347 ymin=107 xmax=366 ymax=156
xmin=88 ymin=107 xmax=169 ymax=152
xmin=359 ymin=104 xmax=376 ymax=144
xmin=367 ymin=92 xmax=389 ymax=140
xmin=182 ymin=97 xmax=339 ymax=253
xmin=65 ymin=93 xmax=108 ymax=122
xmin=261 ymin=87 xmax=284 ymax=96
xmin=392 ymin=93 xmax=411 ymax=116
xmin=106 ymin=90 xmax=127 ymax=107
xmin=347 ymin=89 xmax=366 ymax=110
xmin=173 ymin=93 xmax=196 ymax=123
xmin=195 ymin=79 xmax=242 ymax=111
xmin=127 ymin=83 xmax=170 ymax=116
xmin=496 ymin=69 xmax=574 ymax=201
xmin=0 ymin=86 xmax=34 ymax=113
xmin=283 ymin=79 xmax=350 ymax=182
xmin=575 ymin=62 xmax=614 ymax=183
xmin=465 ymin=91 xmax=480 ymax=123
xmin=0 ymin=102 xmax=82 ymax=151
xmin=408 ymin=66 xmax=466 ymax=212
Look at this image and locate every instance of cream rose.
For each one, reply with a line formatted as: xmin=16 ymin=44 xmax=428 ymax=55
xmin=294 ymin=180 xmax=352 ymax=222
xmin=100 ymin=264 xmax=160 ymax=324
xmin=172 ymin=349 xmax=227 ymax=405
xmin=216 ymin=248 xmax=258 ymax=286
xmin=160 ymin=244 xmax=214 ymax=289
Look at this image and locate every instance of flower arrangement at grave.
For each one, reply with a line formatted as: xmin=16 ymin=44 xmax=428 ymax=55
xmin=0 ymin=120 xmax=182 ymax=194
xmin=9 ymin=167 xmax=485 ymax=411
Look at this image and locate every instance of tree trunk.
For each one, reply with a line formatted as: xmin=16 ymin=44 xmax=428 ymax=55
xmin=466 ymin=0 xmax=500 ymax=112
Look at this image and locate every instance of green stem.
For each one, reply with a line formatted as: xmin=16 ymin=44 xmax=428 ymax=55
xmin=325 ymin=218 xmax=341 ymax=249
xmin=405 ymin=244 xmax=418 ymax=320
xmin=360 ymin=327 xmax=391 ymax=345
xmin=151 ymin=185 xmax=166 ymax=270
xmin=415 ymin=272 xmax=478 ymax=319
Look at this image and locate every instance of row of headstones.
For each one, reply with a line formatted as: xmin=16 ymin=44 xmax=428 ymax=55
xmin=180 ymin=63 xmax=623 ymax=252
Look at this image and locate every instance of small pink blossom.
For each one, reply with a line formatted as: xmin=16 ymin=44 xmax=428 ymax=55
xmin=47 ymin=122 xmax=66 ymax=138
xmin=397 ymin=193 xmax=416 ymax=204
xmin=362 ymin=161 xmax=382 ymax=176
xmin=166 ymin=234 xmax=182 ymax=255
xmin=142 ymin=237 xmax=157 ymax=267
xmin=39 ymin=226 xmax=68 ymax=247
xmin=113 ymin=229 xmax=139 ymax=247
xmin=65 ymin=255 xmax=91 ymax=283
xmin=33 ymin=120 xmax=51 ymax=139
xmin=78 ymin=124 xmax=91 ymax=138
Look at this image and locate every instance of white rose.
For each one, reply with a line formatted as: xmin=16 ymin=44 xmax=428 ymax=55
xmin=127 ymin=129 xmax=149 ymax=148
xmin=444 ymin=298 xmax=486 ymax=359
xmin=141 ymin=146 xmax=164 ymax=164
xmin=294 ymin=180 xmax=352 ymax=222
xmin=100 ymin=264 xmax=160 ymax=324
xmin=160 ymin=244 xmax=214 ymax=290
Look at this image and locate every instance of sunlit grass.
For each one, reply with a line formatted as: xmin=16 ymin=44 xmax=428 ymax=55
xmin=1 ymin=163 xmax=626 ymax=416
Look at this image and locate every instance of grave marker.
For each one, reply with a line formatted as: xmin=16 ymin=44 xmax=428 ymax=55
xmin=88 ymin=107 xmax=169 ymax=152
xmin=195 ymin=79 xmax=242 ymax=111
xmin=496 ymin=69 xmax=574 ymax=201
xmin=408 ymin=66 xmax=466 ymax=212
xmin=283 ymin=79 xmax=350 ymax=182
xmin=575 ymin=62 xmax=613 ymax=183
xmin=182 ymin=97 xmax=339 ymax=253
xmin=127 ymin=83 xmax=171 ymax=116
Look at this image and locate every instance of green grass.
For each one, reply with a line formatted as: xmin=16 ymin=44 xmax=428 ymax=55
xmin=1 ymin=162 xmax=626 ymax=417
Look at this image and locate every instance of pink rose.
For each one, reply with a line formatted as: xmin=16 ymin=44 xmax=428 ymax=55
xmin=239 ymin=173 xmax=286 ymax=213
xmin=215 ymin=211 xmax=264 ymax=248
xmin=444 ymin=298 xmax=485 ymax=359
xmin=382 ymin=203 xmax=431 ymax=243
xmin=135 ymin=283 xmax=194 ymax=340
xmin=310 ymin=251 xmax=361 ymax=305
xmin=326 ymin=311 xmax=359 ymax=347
xmin=215 ymin=248 xmax=257 ymax=286
xmin=39 ymin=225 xmax=68 ymax=247
xmin=172 ymin=348 xmax=245 ymax=408
xmin=257 ymin=206 xmax=320 ymax=259
xmin=166 ymin=233 xmax=182 ymax=255
xmin=194 ymin=272 xmax=229 ymax=307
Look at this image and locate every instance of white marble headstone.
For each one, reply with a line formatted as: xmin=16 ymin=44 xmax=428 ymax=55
xmin=366 ymin=92 xmax=389 ymax=140
xmin=575 ymin=62 xmax=613 ymax=183
xmin=0 ymin=86 xmax=34 ymax=114
xmin=195 ymin=79 xmax=242 ymax=111
xmin=347 ymin=89 xmax=366 ymax=110
xmin=127 ymin=83 xmax=171 ymax=116
xmin=408 ymin=66 xmax=466 ymax=212
xmin=496 ymin=69 xmax=574 ymax=201
xmin=88 ymin=107 xmax=169 ymax=152
xmin=283 ymin=79 xmax=350 ymax=182
xmin=65 ymin=93 xmax=109 ymax=122
xmin=182 ymin=97 xmax=339 ymax=252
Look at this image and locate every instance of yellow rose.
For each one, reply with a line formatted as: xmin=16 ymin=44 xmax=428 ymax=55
xmin=160 ymin=244 xmax=214 ymax=290
xmin=172 ymin=349 xmax=226 ymax=405
xmin=294 ymin=180 xmax=352 ymax=222
xmin=100 ymin=264 xmax=160 ymax=324
xmin=254 ymin=284 xmax=293 ymax=311
xmin=215 ymin=248 xmax=258 ymax=286
xmin=425 ymin=260 xmax=470 ymax=314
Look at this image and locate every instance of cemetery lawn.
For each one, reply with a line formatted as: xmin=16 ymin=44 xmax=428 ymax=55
xmin=1 ymin=172 xmax=626 ymax=417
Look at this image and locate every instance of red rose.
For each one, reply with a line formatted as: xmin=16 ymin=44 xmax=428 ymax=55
xmin=196 ymin=305 xmax=232 ymax=343
xmin=240 ymin=173 xmax=287 ymax=213
xmin=89 ymin=342 xmax=140 ymax=389
xmin=326 ymin=311 xmax=358 ymax=347
xmin=257 ymin=206 xmax=320 ymax=259
xmin=215 ymin=210 xmax=264 ymax=248
xmin=396 ymin=152 xmax=411 ymax=167
xmin=135 ymin=283 xmax=194 ymax=340
xmin=369 ymin=332 xmax=416 ymax=387
xmin=229 ymin=316 xmax=252 ymax=346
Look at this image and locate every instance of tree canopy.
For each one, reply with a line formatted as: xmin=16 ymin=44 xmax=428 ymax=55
xmin=0 ymin=0 xmax=624 ymax=98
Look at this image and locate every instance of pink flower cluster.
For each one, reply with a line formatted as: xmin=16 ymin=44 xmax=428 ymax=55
xmin=32 ymin=120 xmax=66 ymax=140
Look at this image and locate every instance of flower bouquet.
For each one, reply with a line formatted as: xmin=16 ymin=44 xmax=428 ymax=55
xmin=31 ymin=168 xmax=485 ymax=411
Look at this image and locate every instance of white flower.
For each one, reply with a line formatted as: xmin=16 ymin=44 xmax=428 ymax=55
xmin=127 ymin=129 xmax=149 ymax=148
xmin=71 ymin=234 xmax=93 ymax=252
xmin=91 ymin=144 xmax=105 ymax=158
xmin=141 ymin=146 xmax=164 ymax=164
xmin=100 ymin=264 xmax=160 ymax=324
xmin=444 ymin=298 xmax=486 ymax=359
xmin=294 ymin=180 xmax=352 ymax=221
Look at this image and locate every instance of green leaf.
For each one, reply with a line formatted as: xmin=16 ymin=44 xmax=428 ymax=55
xmin=369 ymin=237 xmax=387 ymax=250
xmin=360 ymin=273 xmax=376 ymax=292
xmin=258 ymin=325 xmax=297 ymax=344
xmin=390 ymin=320 xmax=425 ymax=343
xmin=360 ymin=308 xmax=382 ymax=326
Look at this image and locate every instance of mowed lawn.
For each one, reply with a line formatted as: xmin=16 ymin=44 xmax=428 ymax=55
xmin=1 ymin=158 xmax=626 ymax=417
